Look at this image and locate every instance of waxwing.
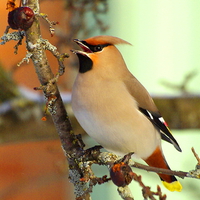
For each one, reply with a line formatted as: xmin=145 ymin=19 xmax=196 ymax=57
xmin=71 ymin=35 xmax=182 ymax=192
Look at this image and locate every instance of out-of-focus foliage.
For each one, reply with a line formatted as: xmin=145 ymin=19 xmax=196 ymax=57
xmin=0 ymin=63 xmax=19 ymax=103
xmin=65 ymin=0 xmax=108 ymax=37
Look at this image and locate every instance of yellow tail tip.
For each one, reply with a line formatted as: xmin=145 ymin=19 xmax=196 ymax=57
xmin=162 ymin=181 xmax=182 ymax=192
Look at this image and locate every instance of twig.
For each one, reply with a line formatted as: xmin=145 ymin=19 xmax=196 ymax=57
xmin=40 ymin=38 xmax=69 ymax=76
xmin=132 ymin=162 xmax=187 ymax=179
xmin=188 ymin=147 xmax=200 ymax=179
xmin=17 ymin=51 xmax=33 ymax=66
xmin=0 ymin=30 xmax=25 ymax=44
xmin=132 ymin=174 xmax=166 ymax=200
xmin=192 ymin=147 xmax=200 ymax=166
xmin=130 ymin=147 xmax=200 ymax=180
xmin=39 ymin=13 xmax=58 ymax=36
xmin=97 ymin=152 xmax=167 ymax=199
xmin=0 ymin=25 xmax=25 ymax=54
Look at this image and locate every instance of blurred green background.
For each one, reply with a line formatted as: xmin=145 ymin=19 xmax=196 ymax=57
xmin=91 ymin=1 xmax=200 ymax=199
xmin=105 ymin=0 xmax=200 ymax=96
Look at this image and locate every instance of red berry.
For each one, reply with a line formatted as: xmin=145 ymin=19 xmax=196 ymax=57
xmin=8 ymin=7 xmax=34 ymax=30
xmin=110 ymin=162 xmax=133 ymax=187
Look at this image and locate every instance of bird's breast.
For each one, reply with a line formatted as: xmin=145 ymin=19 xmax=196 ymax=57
xmin=71 ymin=76 xmax=160 ymax=159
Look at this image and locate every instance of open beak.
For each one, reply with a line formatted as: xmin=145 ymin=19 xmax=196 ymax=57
xmin=71 ymin=39 xmax=92 ymax=55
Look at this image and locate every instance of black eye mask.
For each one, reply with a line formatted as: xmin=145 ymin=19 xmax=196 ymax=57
xmin=81 ymin=41 xmax=111 ymax=52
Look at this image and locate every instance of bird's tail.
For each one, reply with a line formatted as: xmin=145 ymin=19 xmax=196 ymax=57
xmin=144 ymin=147 xmax=182 ymax=192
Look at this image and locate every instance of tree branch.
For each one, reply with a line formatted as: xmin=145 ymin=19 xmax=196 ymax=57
xmin=22 ymin=0 xmax=89 ymax=199
xmin=23 ymin=0 xmax=81 ymax=154
xmin=132 ymin=162 xmax=187 ymax=179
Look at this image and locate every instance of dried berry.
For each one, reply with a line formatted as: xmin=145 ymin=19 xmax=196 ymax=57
xmin=8 ymin=7 xmax=35 ymax=30
xmin=6 ymin=0 xmax=18 ymax=12
xmin=110 ymin=162 xmax=133 ymax=187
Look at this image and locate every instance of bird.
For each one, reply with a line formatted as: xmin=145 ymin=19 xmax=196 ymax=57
xmin=71 ymin=35 xmax=182 ymax=192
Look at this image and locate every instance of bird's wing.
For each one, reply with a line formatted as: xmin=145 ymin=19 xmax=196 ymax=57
xmin=139 ymin=107 xmax=182 ymax=152
xmin=124 ymin=75 xmax=182 ymax=152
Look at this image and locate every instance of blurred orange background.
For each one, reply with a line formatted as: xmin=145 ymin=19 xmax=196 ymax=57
xmin=0 ymin=140 xmax=74 ymax=200
xmin=0 ymin=0 xmax=76 ymax=91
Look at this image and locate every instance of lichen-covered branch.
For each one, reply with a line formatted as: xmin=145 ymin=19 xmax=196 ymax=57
xmin=21 ymin=0 xmax=90 ymax=199
xmin=23 ymin=0 xmax=80 ymax=154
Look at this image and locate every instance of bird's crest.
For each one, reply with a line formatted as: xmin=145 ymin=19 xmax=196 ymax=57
xmin=85 ymin=35 xmax=132 ymax=46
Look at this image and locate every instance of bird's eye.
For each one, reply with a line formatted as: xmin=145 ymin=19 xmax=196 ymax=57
xmin=93 ymin=45 xmax=103 ymax=52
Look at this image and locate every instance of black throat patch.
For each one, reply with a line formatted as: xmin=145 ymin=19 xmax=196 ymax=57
xmin=77 ymin=54 xmax=93 ymax=73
